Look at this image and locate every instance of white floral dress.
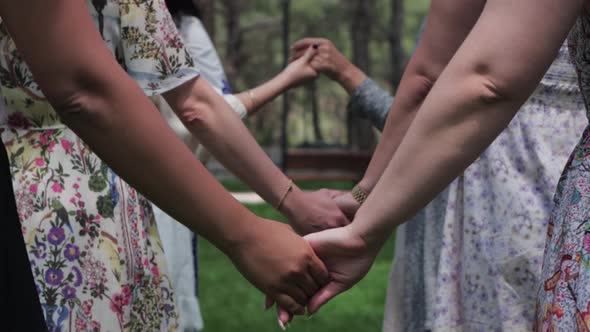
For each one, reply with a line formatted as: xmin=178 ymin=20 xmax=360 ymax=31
xmin=0 ymin=0 xmax=200 ymax=331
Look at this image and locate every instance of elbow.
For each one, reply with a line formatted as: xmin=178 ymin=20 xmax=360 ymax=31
xmin=463 ymin=73 xmax=512 ymax=108
xmin=174 ymin=97 xmax=217 ymax=132
xmin=465 ymin=59 xmax=531 ymax=106
xmin=51 ymin=89 xmax=115 ymax=131
xmin=410 ymin=73 xmax=435 ymax=103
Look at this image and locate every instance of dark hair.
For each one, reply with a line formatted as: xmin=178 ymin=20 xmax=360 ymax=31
xmin=166 ymin=0 xmax=202 ymax=19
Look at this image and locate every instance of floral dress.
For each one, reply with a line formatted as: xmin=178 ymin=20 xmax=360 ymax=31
xmin=535 ymin=10 xmax=590 ymax=332
xmin=0 ymin=0 xmax=199 ymax=331
xmin=382 ymin=41 xmax=587 ymax=332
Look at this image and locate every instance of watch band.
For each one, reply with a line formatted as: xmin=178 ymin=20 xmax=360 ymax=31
xmin=351 ymin=184 xmax=369 ymax=205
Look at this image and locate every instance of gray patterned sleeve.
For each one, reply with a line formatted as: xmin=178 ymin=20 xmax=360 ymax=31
xmin=346 ymin=17 xmax=427 ymax=132
xmin=346 ymin=78 xmax=394 ymax=131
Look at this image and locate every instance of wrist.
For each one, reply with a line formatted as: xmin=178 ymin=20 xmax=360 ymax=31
xmin=276 ymin=68 xmax=298 ymax=89
xmin=337 ymin=63 xmax=368 ymax=95
xmin=357 ymin=178 xmax=374 ymax=197
xmin=351 ymin=184 xmax=370 ymax=206
xmin=278 ymin=184 xmax=305 ymax=220
xmin=343 ymin=222 xmax=382 ymax=256
xmin=218 ymin=213 xmax=265 ymax=258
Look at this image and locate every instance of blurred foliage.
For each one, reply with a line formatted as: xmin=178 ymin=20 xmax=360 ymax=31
xmin=211 ymin=0 xmax=430 ymax=147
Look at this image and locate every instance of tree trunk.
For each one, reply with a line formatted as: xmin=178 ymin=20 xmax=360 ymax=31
xmin=308 ymin=82 xmax=324 ymax=142
xmin=221 ymin=0 xmax=243 ymax=83
xmin=195 ymin=0 xmax=216 ymax=39
xmin=349 ymin=0 xmax=376 ymax=151
xmin=390 ymin=0 xmax=405 ymax=91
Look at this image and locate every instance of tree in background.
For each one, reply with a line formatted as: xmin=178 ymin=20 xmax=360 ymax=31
xmin=349 ymin=0 xmax=377 ymax=151
xmin=390 ymin=0 xmax=405 ymax=90
xmin=196 ymin=0 xmax=428 ymax=148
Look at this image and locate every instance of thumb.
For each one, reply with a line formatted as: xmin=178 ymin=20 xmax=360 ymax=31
xmin=264 ymin=296 xmax=275 ymax=310
xmin=300 ymin=45 xmax=318 ymax=63
xmin=277 ymin=306 xmax=293 ymax=327
xmin=308 ymin=281 xmax=347 ymax=315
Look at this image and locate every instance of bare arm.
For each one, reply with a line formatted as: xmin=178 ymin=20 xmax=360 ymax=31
xmin=353 ymin=0 xmax=584 ymax=248
xmin=0 ymin=0 xmax=328 ymax=313
xmin=280 ymin=0 xmax=586 ymax=317
xmin=233 ymin=45 xmax=319 ymax=116
xmin=357 ymin=0 xmax=486 ymax=193
xmin=163 ymin=53 xmax=349 ymax=235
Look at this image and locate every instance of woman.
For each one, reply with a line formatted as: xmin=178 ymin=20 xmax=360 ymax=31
xmin=0 ymin=0 xmax=330 ymax=330
xmin=278 ymin=0 xmax=590 ymax=330
xmin=291 ymin=35 xmax=587 ymax=329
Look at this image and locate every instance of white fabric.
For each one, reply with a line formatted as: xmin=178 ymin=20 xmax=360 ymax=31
xmin=176 ymin=15 xmax=228 ymax=91
xmin=153 ymin=205 xmax=204 ymax=332
xmin=150 ymin=15 xmax=247 ymax=332
xmin=223 ymin=93 xmax=248 ymax=119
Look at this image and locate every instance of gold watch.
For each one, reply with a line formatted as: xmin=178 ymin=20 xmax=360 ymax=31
xmin=351 ymin=185 xmax=369 ymax=205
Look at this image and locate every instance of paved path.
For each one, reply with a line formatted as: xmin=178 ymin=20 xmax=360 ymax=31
xmin=231 ymin=192 xmax=265 ymax=204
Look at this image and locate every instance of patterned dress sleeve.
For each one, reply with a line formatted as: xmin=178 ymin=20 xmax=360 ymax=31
xmin=118 ymin=0 xmax=200 ymax=96
xmin=347 ymin=78 xmax=394 ymax=131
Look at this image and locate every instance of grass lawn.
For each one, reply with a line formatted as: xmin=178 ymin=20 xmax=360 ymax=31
xmin=198 ymin=197 xmax=396 ymax=332
xmin=220 ymin=178 xmax=357 ymax=193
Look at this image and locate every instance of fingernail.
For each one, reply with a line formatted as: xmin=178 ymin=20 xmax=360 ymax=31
xmin=278 ymin=319 xmax=287 ymax=331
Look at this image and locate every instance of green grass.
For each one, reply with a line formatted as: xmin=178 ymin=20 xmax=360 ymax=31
xmin=198 ymin=203 xmax=395 ymax=332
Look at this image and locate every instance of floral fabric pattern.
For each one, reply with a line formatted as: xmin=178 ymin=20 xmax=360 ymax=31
xmin=536 ymin=11 xmax=590 ymax=332
xmin=0 ymin=0 xmax=199 ymax=331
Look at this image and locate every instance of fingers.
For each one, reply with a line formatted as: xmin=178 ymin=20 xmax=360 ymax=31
xmin=264 ymin=296 xmax=275 ymax=310
xmin=320 ymin=189 xmax=347 ymax=199
xmin=295 ymin=270 xmax=321 ymax=298
xmin=284 ymin=285 xmax=309 ymax=307
xmin=300 ymin=45 xmax=318 ymax=63
xmin=290 ymin=38 xmax=317 ymax=52
xmin=277 ymin=306 xmax=293 ymax=328
xmin=274 ymin=293 xmax=306 ymax=316
xmin=307 ymin=281 xmax=348 ymax=315
xmin=308 ymin=251 xmax=330 ymax=287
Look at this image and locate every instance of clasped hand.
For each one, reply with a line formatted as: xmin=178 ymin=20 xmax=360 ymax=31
xmin=262 ymin=190 xmax=379 ymax=328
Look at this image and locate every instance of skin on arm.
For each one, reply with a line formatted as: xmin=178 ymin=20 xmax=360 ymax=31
xmin=276 ymin=0 xmax=586 ymax=321
xmin=0 ymin=0 xmax=329 ymax=314
xmin=291 ymin=5 xmax=486 ymax=214
xmin=302 ymin=0 xmax=586 ymax=316
xmin=357 ymin=0 xmax=487 ymax=194
xmin=233 ymin=45 xmax=320 ymax=116
xmin=163 ymin=53 xmax=349 ymax=235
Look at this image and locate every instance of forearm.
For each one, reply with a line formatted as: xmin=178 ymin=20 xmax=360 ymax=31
xmin=351 ymin=0 xmax=582 ymax=250
xmin=357 ymin=0 xmax=485 ymax=193
xmin=234 ymin=70 xmax=293 ymax=116
xmin=164 ymin=78 xmax=301 ymax=210
xmin=337 ymin=63 xmax=368 ymax=95
xmin=357 ymin=66 xmax=434 ymax=192
xmin=65 ymin=82 xmax=260 ymax=252
xmin=0 ymin=0 xmax=258 ymax=254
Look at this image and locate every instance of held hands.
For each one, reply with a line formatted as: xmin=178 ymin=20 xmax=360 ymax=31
xmin=321 ymin=189 xmax=362 ymax=220
xmin=289 ymin=38 xmax=368 ymax=94
xmin=281 ymin=44 xmax=320 ymax=89
xmin=281 ymin=187 xmax=351 ymax=235
xmin=273 ymin=226 xmax=379 ymax=327
xmin=290 ymin=38 xmax=353 ymax=81
xmin=227 ymin=217 xmax=330 ymax=314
